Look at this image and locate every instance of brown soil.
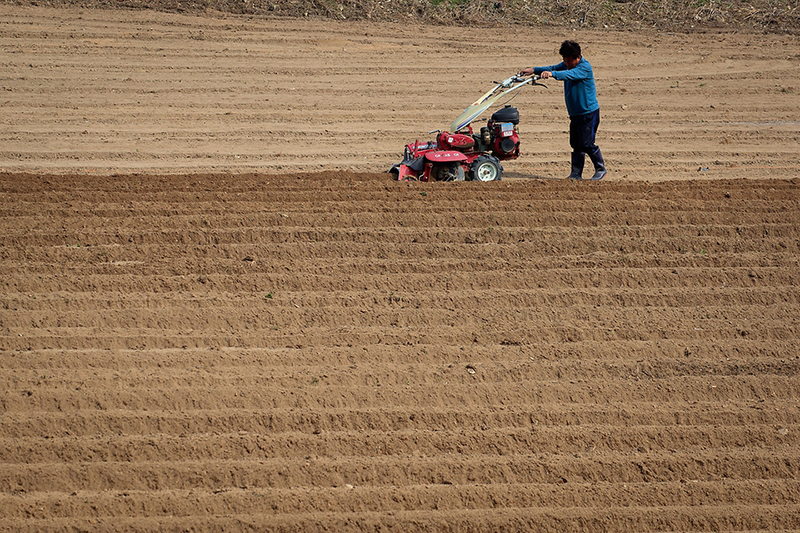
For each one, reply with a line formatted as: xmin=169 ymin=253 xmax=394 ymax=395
xmin=1 ymin=5 xmax=799 ymax=179
xmin=1 ymin=5 xmax=800 ymax=532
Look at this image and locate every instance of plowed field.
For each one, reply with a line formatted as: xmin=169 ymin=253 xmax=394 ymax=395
xmin=2 ymin=4 xmax=800 ymax=532
xmin=2 ymin=172 xmax=800 ymax=531
xmin=1 ymin=5 xmax=799 ymax=179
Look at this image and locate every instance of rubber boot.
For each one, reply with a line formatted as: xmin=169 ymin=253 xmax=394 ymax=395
xmin=588 ymin=147 xmax=607 ymax=181
xmin=567 ymin=152 xmax=585 ymax=180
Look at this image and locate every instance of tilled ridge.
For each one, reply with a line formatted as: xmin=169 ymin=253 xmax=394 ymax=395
xmin=1 ymin=173 xmax=799 ymax=531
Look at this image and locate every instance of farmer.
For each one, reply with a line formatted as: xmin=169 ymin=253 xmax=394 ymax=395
xmin=519 ymin=40 xmax=606 ymax=180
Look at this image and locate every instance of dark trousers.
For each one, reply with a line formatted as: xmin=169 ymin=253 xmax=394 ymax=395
xmin=569 ymin=109 xmax=600 ymax=154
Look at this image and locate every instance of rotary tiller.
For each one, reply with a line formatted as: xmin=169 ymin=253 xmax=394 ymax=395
xmin=389 ymin=74 xmax=545 ymax=182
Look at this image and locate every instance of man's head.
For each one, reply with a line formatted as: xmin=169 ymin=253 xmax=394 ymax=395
xmin=559 ymin=40 xmax=582 ymax=68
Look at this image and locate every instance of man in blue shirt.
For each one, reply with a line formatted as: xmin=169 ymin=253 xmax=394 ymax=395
xmin=520 ymin=40 xmax=606 ymax=180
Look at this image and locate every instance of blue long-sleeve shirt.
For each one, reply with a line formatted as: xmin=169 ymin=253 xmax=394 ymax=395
xmin=534 ymin=58 xmax=599 ymax=117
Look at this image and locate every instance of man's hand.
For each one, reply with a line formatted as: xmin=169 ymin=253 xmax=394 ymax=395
xmin=518 ymin=67 xmax=534 ymax=77
xmin=540 ymin=71 xmax=553 ymax=79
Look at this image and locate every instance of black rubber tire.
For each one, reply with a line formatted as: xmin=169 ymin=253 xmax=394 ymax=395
xmin=470 ymin=155 xmax=502 ymax=182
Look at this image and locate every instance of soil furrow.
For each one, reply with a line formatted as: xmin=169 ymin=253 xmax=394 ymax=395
xmin=1 ymin=10 xmax=799 ymax=525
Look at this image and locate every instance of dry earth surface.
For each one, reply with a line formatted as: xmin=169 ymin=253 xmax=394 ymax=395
xmin=2 ymin=4 xmax=800 ymax=532
xmin=1 ymin=5 xmax=799 ymax=178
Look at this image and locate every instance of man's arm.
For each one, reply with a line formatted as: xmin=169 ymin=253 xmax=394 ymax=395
xmin=519 ymin=62 xmax=565 ymax=78
xmin=534 ymin=62 xmax=566 ymax=75
xmin=552 ymin=61 xmax=591 ymax=81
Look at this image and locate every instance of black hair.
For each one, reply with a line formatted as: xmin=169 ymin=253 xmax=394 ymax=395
xmin=559 ymin=40 xmax=581 ymax=59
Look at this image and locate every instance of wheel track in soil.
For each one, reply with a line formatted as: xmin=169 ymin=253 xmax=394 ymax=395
xmin=1 ymin=172 xmax=799 ymax=530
